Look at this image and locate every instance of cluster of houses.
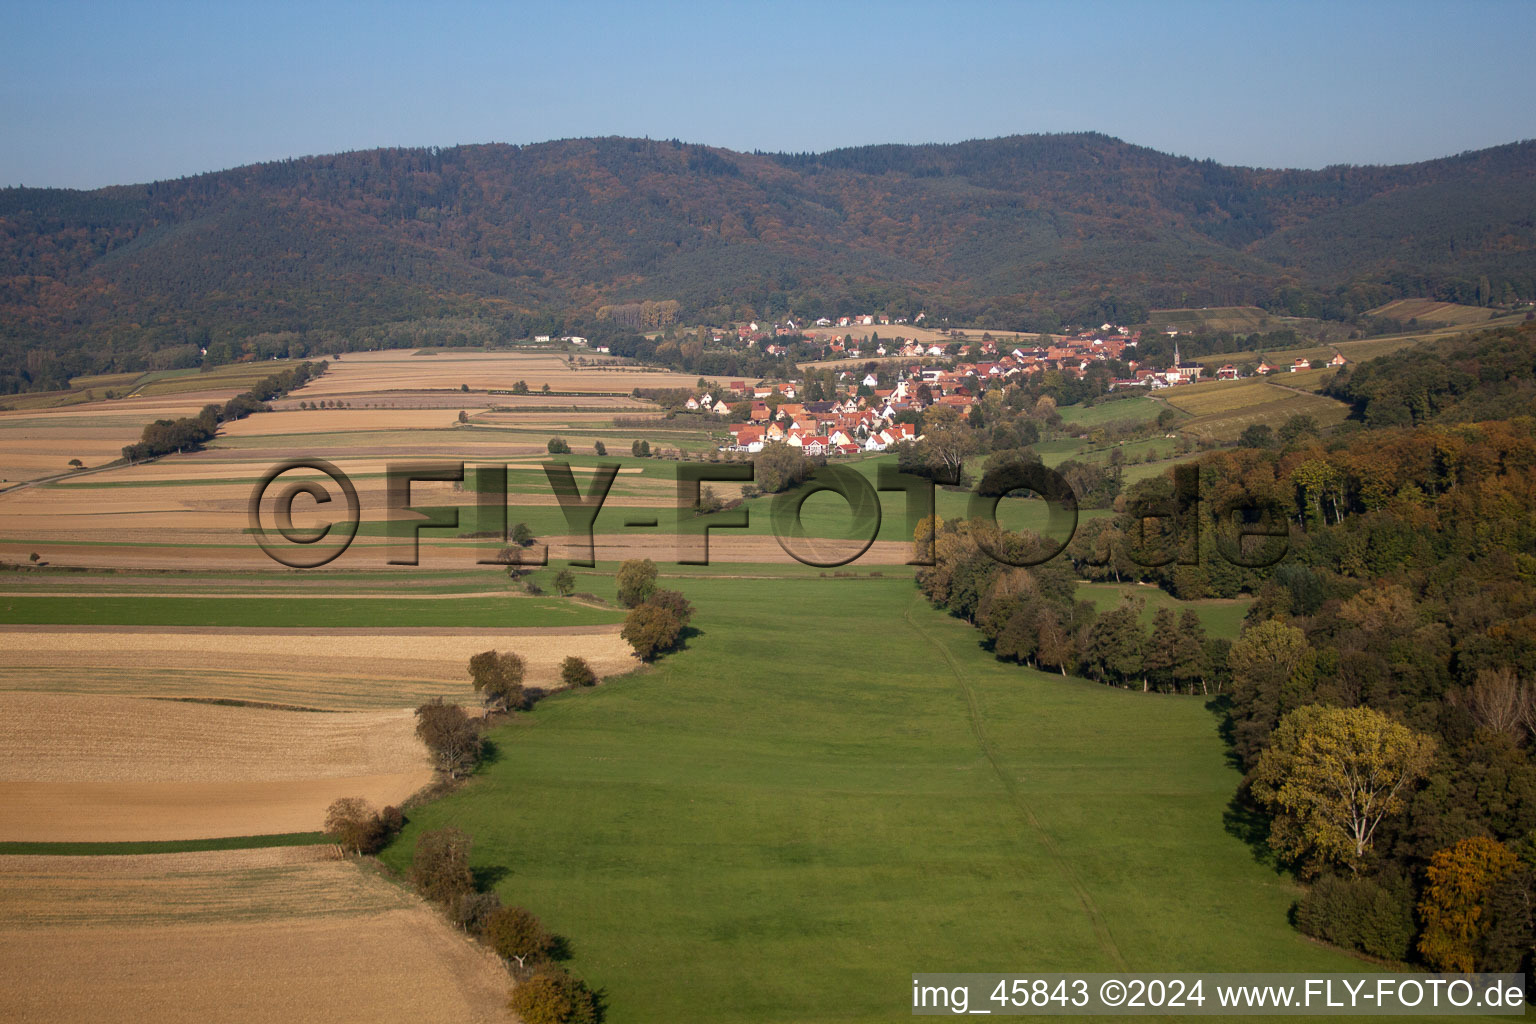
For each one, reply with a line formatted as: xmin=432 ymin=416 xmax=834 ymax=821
xmin=675 ymin=321 xmax=1356 ymax=451
xmin=683 ymin=382 xmax=923 ymax=454
xmin=1109 ymin=348 xmax=1349 ymax=390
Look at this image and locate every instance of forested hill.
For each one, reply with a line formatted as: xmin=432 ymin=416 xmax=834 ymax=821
xmin=4 ymin=133 xmax=1536 ymax=385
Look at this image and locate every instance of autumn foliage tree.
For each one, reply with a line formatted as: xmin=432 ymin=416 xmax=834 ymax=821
xmin=414 ymin=698 xmax=483 ymax=777
xmin=468 ymin=649 xmax=526 ymax=711
xmin=509 ymin=966 xmax=600 ymax=1024
xmin=1418 ymin=836 xmax=1519 ymax=972
xmin=485 ymin=905 xmax=559 ymax=970
xmin=323 ymin=796 xmax=400 ymax=855
xmin=410 ymin=826 xmax=475 ymax=907
xmin=621 ymin=602 xmax=684 ymax=661
xmin=1251 ymin=705 xmax=1435 ymax=874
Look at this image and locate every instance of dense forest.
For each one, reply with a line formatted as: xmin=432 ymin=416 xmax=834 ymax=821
xmin=918 ymin=320 xmax=1536 ymax=973
xmin=3 ymin=133 xmax=1536 ymax=391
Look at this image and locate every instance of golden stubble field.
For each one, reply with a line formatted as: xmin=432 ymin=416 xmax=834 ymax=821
xmin=298 ymin=349 xmax=703 ymax=398
xmin=0 ymin=846 xmax=512 ymax=1023
xmin=0 ymin=692 xmax=434 ymax=841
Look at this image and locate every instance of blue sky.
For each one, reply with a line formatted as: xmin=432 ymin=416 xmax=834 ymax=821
xmin=4 ymin=0 xmax=1535 ymax=189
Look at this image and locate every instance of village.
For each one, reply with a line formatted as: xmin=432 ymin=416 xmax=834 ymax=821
xmin=681 ymin=316 xmax=1350 ymax=453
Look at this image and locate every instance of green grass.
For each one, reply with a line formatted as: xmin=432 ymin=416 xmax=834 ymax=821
xmin=1056 ymin=395 xmax=1164 ymax=428
xmin=0 ymin=832 xmax=329 ymax=856
xmin=379 ymin=574 xmax=1383 ymax=1024
xmin=0 ymin=594 xmax=623 ymax=628
xmin=1075 ymin=581 xmax=1251 ymax=640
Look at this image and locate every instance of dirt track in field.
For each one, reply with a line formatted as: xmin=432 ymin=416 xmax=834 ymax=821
xmin=0 ymin=847 xmax=512 ymax=1023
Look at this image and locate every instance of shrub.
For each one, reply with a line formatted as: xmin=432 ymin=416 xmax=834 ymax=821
xmin=509 ymin=967 xmax=599 ymax=1024
xmin=486 ymin=905 xmax=558 ymax=968
xmin=1295 ymin=873 xmax=1415 ymax=961
xmin=561 ymin=656 xmax=597 ymax=688
xmin=410 ymin=826 xmax=475 ymax=906
xmin=453 ymin=890 xmax=502 ymax=935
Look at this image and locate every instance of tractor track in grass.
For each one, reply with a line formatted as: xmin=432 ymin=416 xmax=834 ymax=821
xmin=903 ymin=592 xmax=1129 ymax=970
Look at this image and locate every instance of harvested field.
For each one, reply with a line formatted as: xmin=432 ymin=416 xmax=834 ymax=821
xmin=0 ymin=626 xmax=637 ymax=707
xmin=1367 ymin=297 xmax=1498 ymax=327
xmin=0 ymin=847 xmax=511 ymax=1023
xmin=1163 ymin=376 xmax=1351 ymax=440
xmin=216 ymin=408 xmax=486 ymax=435
xmin=0 ymin=694 xmax=425 ymax=783
xmin=297 ymin=350 xmax=701 ymax=398
xmin=0 ymin=775 xmax=430 ymax=842
xmin=0 ymin=693 xmax=435 ymax=841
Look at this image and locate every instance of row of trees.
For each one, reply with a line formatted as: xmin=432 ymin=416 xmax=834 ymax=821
xmin=120 ymin=360 xmax=325 ymax=461
xmin=408 ymin=825 xmax=600 ymax=1022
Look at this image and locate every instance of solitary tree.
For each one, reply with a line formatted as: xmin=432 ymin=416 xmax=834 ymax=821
xmin=547 ymin=437 xmax=571 ymax=454
xmin=553 ymin=569 xmax=576 ymax=597
xmin=1251 ymin=704 xmax=1435 ymax=873
xmin=616 ymin=558 xmax=658 ymax=608
xmin=593 ymin=441 xmax=606 ymax=456
xmin=561 ymin=656 xmax=597 ymax=688
xmin=467 ymin=650 xmax=526 ymax=712
xmin=621 ymin=602 xmax=684 ymax=661
xmin=511 ymin=522 xmax=536 ymax=547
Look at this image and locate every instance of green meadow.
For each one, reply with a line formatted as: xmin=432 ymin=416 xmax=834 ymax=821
xmin=379 ymin=574 xmax=1384 ymax=1024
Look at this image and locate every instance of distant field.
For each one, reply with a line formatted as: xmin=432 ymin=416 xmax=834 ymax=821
xmin=1146 ymin=305 xmax=1307 ymax=334
xmin=1162 ymin=377 xmax=1351 ymax=441
xmin=0 ymin=847 xmax=511 ymax=1023
xmin=0 ymin=593 xmax=623 ymax=628
xmin=1367 ymin=297 xmax=1498 ymax=328
xmin=298 ymin=349 xmax=702 ymax=398
xmin=129 ymin=361 xmax=307 ymax=398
